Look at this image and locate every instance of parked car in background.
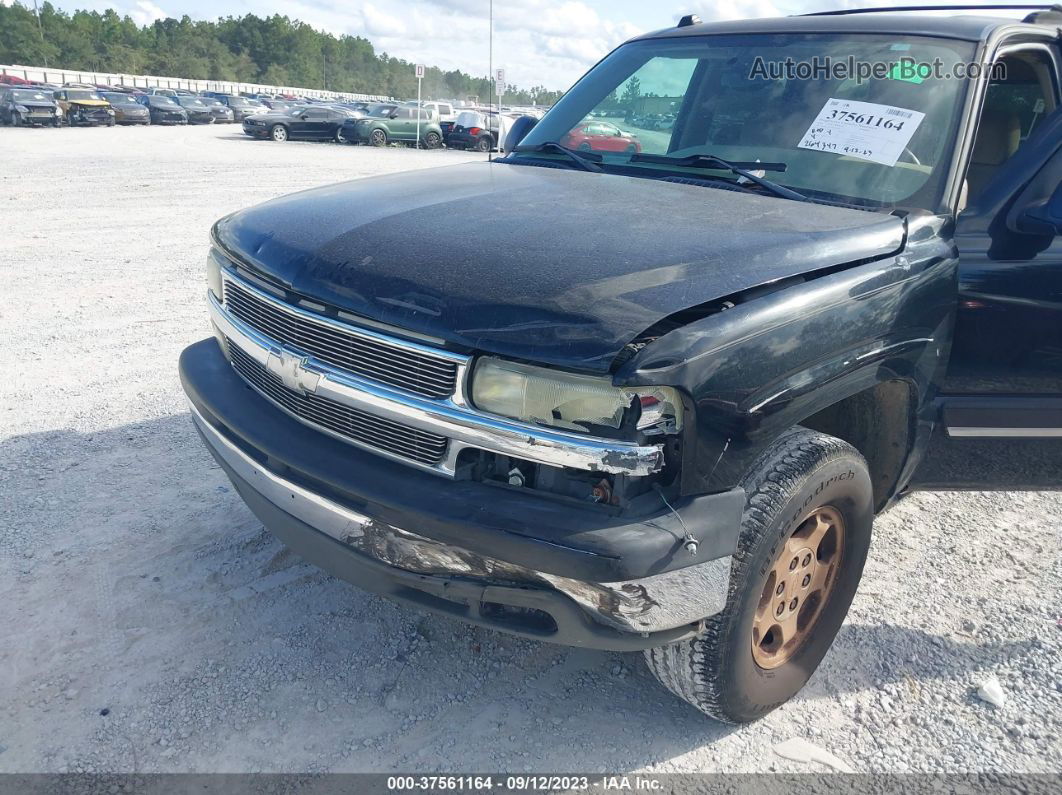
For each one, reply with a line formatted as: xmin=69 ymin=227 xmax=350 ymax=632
xmin=145 ymin=87 xmax=178 ymax=97
xmin=200 ymin=97 xmax=236 ymax=123
xmin=562 ymin=121 xmax=641 ymax=153
xmin=212 ymin=94 xmax=263 ymax=121
xmin=420 ymin=100 xmax=456 ymax=124
xmin=176 ymin=95 xmax=215 ymax=124
xmin=101 ymin=92 xmax=150 ymax=125
xmin=54 ymin=88 xmax=114 ymax=126
xmin=446 ymin=109 xmax=499 ymax=152
xmin=138 ymin=94 xmax=188 ymax=125
xmin=243 ymin=105 xmax=359 ymax=142
xmin=0 ymin=86 xmax=61 ymax=127
xmin=342 ymin=103 xmax=442 ymax=147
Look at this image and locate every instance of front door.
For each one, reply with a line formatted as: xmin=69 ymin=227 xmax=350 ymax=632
xmin=913 ymin=43 xmax=1062 ymax=490
xmin=391 ymin=107 xmax=416 ymax=141
xmin=292 ymin=108 xmax=329 ymax=138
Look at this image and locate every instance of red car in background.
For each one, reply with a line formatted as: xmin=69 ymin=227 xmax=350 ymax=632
xmin=562 ymin=121 xmax=641 ymax=153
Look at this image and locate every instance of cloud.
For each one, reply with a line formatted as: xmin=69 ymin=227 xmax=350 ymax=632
xmin=129 ymin=0 xmax=168 ymax=25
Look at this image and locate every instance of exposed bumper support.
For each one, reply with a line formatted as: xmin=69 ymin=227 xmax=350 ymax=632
xmin=190 ymin=399 xmax=731 ymax=647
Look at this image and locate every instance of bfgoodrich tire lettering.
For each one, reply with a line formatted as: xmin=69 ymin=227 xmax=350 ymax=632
xmin=644 ymin=428 xmax=873 ymax=723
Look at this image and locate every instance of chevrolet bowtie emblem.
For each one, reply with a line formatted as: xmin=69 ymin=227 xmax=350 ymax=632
xmin=265 ymin=348 xmax=321 ymax=395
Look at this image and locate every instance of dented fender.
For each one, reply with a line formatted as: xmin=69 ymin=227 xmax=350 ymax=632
xmin=616 ymin=214 xmax=959 ymax=497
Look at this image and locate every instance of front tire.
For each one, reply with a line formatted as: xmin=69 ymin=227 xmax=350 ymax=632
xmin=424 ymin=131 xmax=441 ymax=149
xmin=644 ymin=428 xmax=873 ymax=723
xmin=334 ymin=127 xmax=348 ymax=144
xmin=475 ymin=136 xmax=491 ymax=153
xmin=270 ymin=124 xmax=288 ymax=142
xmin=369 ymin=128 xmax=387 ymax=147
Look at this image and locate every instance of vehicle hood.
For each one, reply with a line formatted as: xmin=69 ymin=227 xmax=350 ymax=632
xmin=16 ymin=100 xmax=56 ymax=108
xmin=69 ymin=99 xmax=109 ymax=107
xmin=214 ymin=162 xmax=905 ymax=373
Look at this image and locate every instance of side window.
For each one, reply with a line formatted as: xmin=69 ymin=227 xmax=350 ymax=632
xmin=966 ymin=47 xmax=1061 ymax=203
xmin=439 ymin=104 xmax=452 ymax=116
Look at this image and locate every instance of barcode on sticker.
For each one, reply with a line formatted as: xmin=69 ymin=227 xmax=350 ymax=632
xmin=886 ymin=108 xmax=913 ymax=118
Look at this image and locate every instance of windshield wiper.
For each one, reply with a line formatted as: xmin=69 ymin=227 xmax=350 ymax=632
xmin=511 ymin=142 xmax=603 ymax=173
xmin=627 ymin=153 xmax=807 ymax=202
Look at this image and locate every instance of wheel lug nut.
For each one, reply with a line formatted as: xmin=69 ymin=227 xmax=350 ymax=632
xmin=776 ymin=583 xmax=785 ymax=595
xmin=802 ymin=574 xmax=811 ymax=587
xmin=802 ymin=554 xmax=812 ymax=567
xmin=789 ymin=557 xmax=798 ymax=571
xmin=776 ymin=603 xmax=785 ymax=617
xmin=789 ymin=598 xmax=798 ymax=610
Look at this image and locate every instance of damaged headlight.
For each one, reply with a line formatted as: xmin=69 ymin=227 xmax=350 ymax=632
xmin=471 ymin=357 xmax=682 ymax=435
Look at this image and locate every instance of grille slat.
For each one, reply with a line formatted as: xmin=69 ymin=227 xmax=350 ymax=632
xmin=223 ymin=305 xmax=456 ymax=389
xmin=223 ymin=281 xmax=458 ymax=399
xmin=229 ymin=344 xmax=448 ymax=466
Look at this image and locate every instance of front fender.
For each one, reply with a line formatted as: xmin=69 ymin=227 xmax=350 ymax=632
xmin=616 ymin=214 xmax=958 ymax=496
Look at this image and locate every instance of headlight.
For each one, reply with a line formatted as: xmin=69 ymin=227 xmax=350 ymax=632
xmin=15 ymin=105 xmax=28 ymax=113
xmin=206 ymin=248 xmax=225 ymax=299
xmin=471 ymin=357 xmax=682 ymax=435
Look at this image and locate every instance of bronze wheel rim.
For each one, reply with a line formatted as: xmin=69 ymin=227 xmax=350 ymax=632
xmin=751 ymin=505 xmax=845 ymax=669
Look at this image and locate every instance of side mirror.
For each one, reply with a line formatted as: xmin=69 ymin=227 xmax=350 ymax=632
xmin=1018 ymin=182 xmax=1062 ymax=236
xmin=389 ymin=110 xmax=398 ymax=119
xmin=504 ymin=115 xmax=537 ymax=153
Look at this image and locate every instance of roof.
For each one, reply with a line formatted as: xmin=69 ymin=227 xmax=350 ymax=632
xmin=636 ymin=11 xmax=1059 ymax=44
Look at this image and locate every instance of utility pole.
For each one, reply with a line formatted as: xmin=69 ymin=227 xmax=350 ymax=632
xmin=488 ymin=0 xmax=492 ymax=161
xmin=33 ymin=0 xmax=48 ymax=68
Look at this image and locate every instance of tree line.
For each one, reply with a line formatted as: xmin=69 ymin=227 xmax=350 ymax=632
xmin=0 ymin=2 xmax=565 ymax=104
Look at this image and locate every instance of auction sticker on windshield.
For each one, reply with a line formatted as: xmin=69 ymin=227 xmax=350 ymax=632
xmin=798 ymin=98 xmax=925 ymax=167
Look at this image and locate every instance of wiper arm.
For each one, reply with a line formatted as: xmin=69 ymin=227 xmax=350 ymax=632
xmin=627 ymin=153 xmax=807 ymax=202
xmin=511 ymin=142 xmax=603 ymax=173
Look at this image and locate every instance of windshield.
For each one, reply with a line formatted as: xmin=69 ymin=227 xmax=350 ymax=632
xmin=67 ymin=90 xmax=102 ymax=101
xmin=227 ymin=97 xmax=249 ymax=107
xmin=150 ymin=96 xmax=178 ymax=106
xmin=519 ymin=34 xmax=977 ymax=208
xmin=367 ymin=104 xmax=396 ymax=117
xmin=178 ymin=97 xmax=206 ymax=108
xmin=13 ymin=90 xmax=49 ymax=102
xmin=103 ymin=93 xmax=134 ymax=104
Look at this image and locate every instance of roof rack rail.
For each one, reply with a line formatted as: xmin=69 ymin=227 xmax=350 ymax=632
xmin=1023 ymin=3 xmax=1062 ymax=22
xmin=677 ymin=14 xmax=702 ymax=27
xmin=800 ymin=4 xmax=1056 ymax=16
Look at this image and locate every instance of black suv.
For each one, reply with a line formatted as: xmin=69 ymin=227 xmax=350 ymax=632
xmin=180 ymin=6 xmax=1062 ymax=723
xmin=0 ymin=86 xmax=60 ymax=126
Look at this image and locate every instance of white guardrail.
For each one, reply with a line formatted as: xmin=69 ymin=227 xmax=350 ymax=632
xmin=0 ymin=63 xmax=391 ymax=102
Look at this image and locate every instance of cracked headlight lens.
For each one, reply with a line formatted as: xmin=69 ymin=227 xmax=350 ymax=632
xmin=471 ymin=357 xmax=682 ymax=435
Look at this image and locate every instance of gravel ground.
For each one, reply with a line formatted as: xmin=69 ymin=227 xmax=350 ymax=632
xmin=1 ymin=124 xmax=1060 ymax=775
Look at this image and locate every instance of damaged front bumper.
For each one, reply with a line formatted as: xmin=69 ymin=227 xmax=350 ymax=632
xmin=181 ymin=338 xmax=744 ymax=649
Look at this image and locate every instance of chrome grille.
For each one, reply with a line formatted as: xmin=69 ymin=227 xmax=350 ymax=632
xmin=223 ymin=279 xmax=458 ymax=399
xmin=229 ymin=343 xmax=449 ymax=466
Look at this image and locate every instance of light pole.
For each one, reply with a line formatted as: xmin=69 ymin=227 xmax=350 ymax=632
xmin=33 ymin=0 xmax=48 ymax=68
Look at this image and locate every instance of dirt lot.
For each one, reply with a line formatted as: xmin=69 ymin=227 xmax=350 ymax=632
xmin=1 ymin=123 xmax=1060 ymax=775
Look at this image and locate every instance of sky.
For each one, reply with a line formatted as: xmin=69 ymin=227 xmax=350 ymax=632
xmin=25 ymin=1 xmax=1034 ymax=90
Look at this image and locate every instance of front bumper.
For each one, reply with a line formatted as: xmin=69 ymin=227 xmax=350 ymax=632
xmin=180 ymin=338 xmax=743 ymax=646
